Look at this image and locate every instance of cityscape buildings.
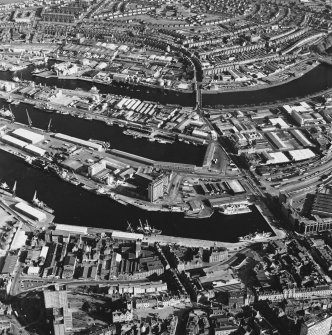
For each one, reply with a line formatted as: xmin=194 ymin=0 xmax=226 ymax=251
xmin=0 ymin=0 xmax=330 ymax=333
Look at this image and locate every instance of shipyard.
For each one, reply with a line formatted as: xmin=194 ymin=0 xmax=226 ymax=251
xmin=0 ymin=0 xmax=331 ymax=333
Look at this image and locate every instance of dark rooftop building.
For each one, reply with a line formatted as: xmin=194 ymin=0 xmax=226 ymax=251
xmin=312 ymin=193 xmax=332 ymax=218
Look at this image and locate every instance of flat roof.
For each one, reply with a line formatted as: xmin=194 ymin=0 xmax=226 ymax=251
xmin=288 ymin=148 xmax=315 ymax=161
xmin=12 ymin=128 xmax=44 ymax=144
xmin=112 ymin=231 xmax=143 ymax=240
xmin=54 ymin=133 xmax=103 ymax=151
xmin=14 ymin=202 xmax=47 ymax=221
xmin=269 ymin=152 xmax=289 ymax=164
xmin=2 ymin=134 xmax=27 ymax=148
xmin=55 ymin=224 xmax=88 ymax=235
xmin=24 ymin=144 xmax=46 ymax=156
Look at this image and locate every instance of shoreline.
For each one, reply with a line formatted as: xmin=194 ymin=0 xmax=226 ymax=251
xmin=202 ymin=61 xmax=320 ymax=94
xmin=36 ymin=60 xmax=322 ymax=97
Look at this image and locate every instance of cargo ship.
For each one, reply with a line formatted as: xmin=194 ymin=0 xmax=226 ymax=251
xmin=0 ymin=182 xmax=10 ymax=191
xmin=32 ymin=191 xmax=54 ymax=214
xmin=0 ymin=107 xmax=14 ymax=120
xmin=219 ymin=203 xmax=252 ymax=215
xmin=239 ymin=231 xmax=272 ymax=242
xmin=134 ymin=220 xmax=162 ymax=235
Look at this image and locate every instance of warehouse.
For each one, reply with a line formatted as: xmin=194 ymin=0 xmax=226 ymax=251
xmin=265 ymin=132 xmax=288 ymax=150
xmin=14 ymin=202 xmax=47 ymax=221
xmin=54 ymin=133 xmax=103 ymax=151
xmin=10 ymin=229 xmax=27 ymax=250
xmin=40 ymin=246 xmax=49 ymax=259
xmin=24 ymin=144 xmax=46 ymax=156
xmin=11 ymin=128 xmax=44 ymax=144
xmin=1 ymin=134 xmax=27 ymax=149
xmin=1 ymin=254 xmax=19 ymax=275
xmin=264 ymin=152 xmax=289 ymax=165
xmin=55 ymin=224 xmax=88 ymax=235
xmin=290 ymin=129 xmax=312 ymax=147
xmin=288 ymin=148 xmax=315 ymax=161
xmin=225 ymin=180 xmax=245 ymax=194
xmin=112 ymin=230 xmax=143 ymax=241
xmin=312 ymin=193 xmax=332 ymax=218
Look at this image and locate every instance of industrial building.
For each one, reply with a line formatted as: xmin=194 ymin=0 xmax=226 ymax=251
xmin=290 ymin=129 xmax=313 ymax=147
xmin=44 ymin=285 xmax=73 ymax=335
xmin=265 ymin=132 xmax=289 ymax=150
xmin=1 ymin=134 xmax=27 ymax=149
xmin=88 ymin=160 xmax=106 ymax=177
xmin=54 ymin=133 xmax=103 ymax=151
xmin=148 ymin=174 xmax=169 ymax=202
xmin=288 ymin=149 xmax=315 ymax=161
xmin=24 ymin=144 xmax=46 ymax=157
xmin=14 ymin=202 xmax=47 ymax=221
xmin=11 ymin=128 xmax=44 ymax=144
xmin=263 ymin=151 xmax=289 ymax=165
xmin=311 ymin=193 xmax=332 ymax=218
xmin=225 ymin=180 xmax=245 ymax=194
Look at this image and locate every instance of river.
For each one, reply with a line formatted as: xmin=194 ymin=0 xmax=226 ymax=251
xmin=2 ymin=62 xmax=331 ymax=242
xmin=0 ymin=150 xmax=269 ymax=243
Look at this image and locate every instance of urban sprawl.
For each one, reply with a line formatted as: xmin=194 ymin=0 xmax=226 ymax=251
xmin=0 ymin=0 xmax=331 ymax=334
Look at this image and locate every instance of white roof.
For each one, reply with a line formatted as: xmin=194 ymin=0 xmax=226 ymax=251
xmin=40 ymin=246 xmax=49 ymax=259
xmin=12 ymin=128 xmax=44 ymax=144
xmin=24 ymin=144 xmax=46 ymax=156
xmin=227 ymin=180 xmax=245 ymax=193
xmin=55 ymin=224 xmax=88 ymax=234
xmin=112 ymin=230 xmax=143 ymax=240
xmin=27 ymin=266 xmax=40 ymax=275
xmin=10 ymin=229 xmax=27 ymax=250
xmin=1 ymin=134 xmax=27 ymax=148
xmin=269 ymin=152 xmax=289 ymax=164
xmin=14 ymin=202 xmax=47 ymax=221
xmin=291 ymin=129 xmax=312 ymax=147
xmin=270 ymin=118 xmax=289 ymax=129
xmin=54 ymin=133 xmax=103 ymax=151
xmin=288 ymin=149 xmax=315 ymax=161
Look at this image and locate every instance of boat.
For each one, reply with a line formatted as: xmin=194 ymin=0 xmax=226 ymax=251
xmin=0 ymin=106 xmax=14 ymax=119
xmin=57 ymin=169 xmax=69 ymax=181
xmin=136 ymin=219 xmax=162 ymax=235
xmin=69 ymin=179 xmax=80 ymax=186
xmin=47 ymin=164 xmax=59 ymax=175
xmin=0 ymin=182 xmax=10 ymax=191
xmin=30 ymin=158 xmax=48 ymax=170
xmin=219 ymin=203 xmax=252 ymax=215
xmin=96 ymin=186 xmax=106 ymax=194
xmin=126 ymin=221 xmax=135 ymax=233
xmin=32 ymin=68 xmax=48 ymax=74
xmin=32 ymin=190 xmax=54 ymax=214
xmin=12 ymin=76 xmax=20 ymax=83
xmin=238 ymin=231 xmax=272 ymax=242
xmin=8 ymin=64 xmax=27 ymax=72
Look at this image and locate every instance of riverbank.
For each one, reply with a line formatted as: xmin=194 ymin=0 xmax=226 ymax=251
xmin=202 ymin=61 xmax=320 ymax=94
xmin=35 ymin=70 xmax=195 ymax=94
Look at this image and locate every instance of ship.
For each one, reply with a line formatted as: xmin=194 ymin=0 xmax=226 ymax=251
xmin=136 ymin=219 xmax=162 ymax=235
xmin=8 ymin=64 xmax=27 ymax=72
xmin=0 ymin=106 xmax=14 ymax=119
xmin=126 ymin=221 xmax=135 ymax=233
xmin=95 ymin=186 xmax=106 ymax=194
xmin=239 ymin=231 xmax=272 ymax=242
xmin=32 ymin=68 xmax=48 ymax=74
xmin=0 ymin=182 xmax=10 ymax=191
xmin=47 ymin=164 xmax=59 ymax=175
xmin=32 ymin=191 xmax=54 ymax=214
xmin=219 ymin=203 xmax=252 ymax=215
xmin=30 ymin=158 xmax=48 ymax=170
